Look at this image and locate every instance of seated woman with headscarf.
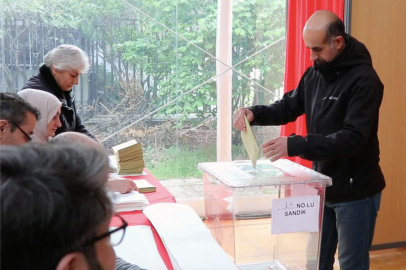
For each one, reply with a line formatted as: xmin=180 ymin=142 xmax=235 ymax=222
xmin=22 ymin=44 xmax=95 ymax=139
xmin=18 ymin=89 xmax=62 ymax=143
xmin=19 ymin=89 xmax=137 ymax=194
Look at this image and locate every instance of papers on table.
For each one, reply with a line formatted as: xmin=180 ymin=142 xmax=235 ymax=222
xmin=241 ymin=115 xmax=259 ymax=168
xmin=110 ymin=171 xmax=148 ymax=177
xmin=109 ymin=155 xmax=148 ymax=176
xmin=112 ymin=139 xmax=145 ymax=175
xmin=112 ymin=225 xmax=167 ymax=270
xmin=144 ymin=203 xmax=239 ymax=270
xmin=108 ymin=191 xmax=149 ymax=212
xmin=133 ymin=179 xmax=156 ymax=193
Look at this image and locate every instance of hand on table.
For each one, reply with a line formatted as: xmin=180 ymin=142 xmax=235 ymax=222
xmin=262 ymin=136 xmax=288 ymax=162
xmin=107 ymin=178 xmax=137 ymax=194
xmin=233 ymin=108 xmax=254 ymax=132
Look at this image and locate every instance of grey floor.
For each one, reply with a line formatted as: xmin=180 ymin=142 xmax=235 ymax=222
xmin=159 ymin=178 xmax=204 ymax=200
xmin=159 ymin=178 xmax=206 ymax=217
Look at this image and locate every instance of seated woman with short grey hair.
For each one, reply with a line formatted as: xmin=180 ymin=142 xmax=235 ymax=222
xmin=22 ymin=44 xmax=95 ymax=139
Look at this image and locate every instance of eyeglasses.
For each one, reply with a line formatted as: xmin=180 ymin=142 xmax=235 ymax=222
xmin=10 ymin=122 xmax=32 ymax=142
xmin=83 ymin=214 xmax=128 ymax=247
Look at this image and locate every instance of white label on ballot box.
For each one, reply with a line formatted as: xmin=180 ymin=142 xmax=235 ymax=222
xmin=271 ymin=195 xmax=320 ymax=235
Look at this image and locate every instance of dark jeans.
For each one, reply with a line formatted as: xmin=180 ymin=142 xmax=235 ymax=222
xmin=319 ymin=192 xmax=382 ymax=270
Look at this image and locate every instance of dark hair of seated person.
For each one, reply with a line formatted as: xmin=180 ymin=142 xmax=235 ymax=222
xmin=0 ymin=143 xmax=112 ymax=270
xmin=0 ymin=92 xmax=40 ymax=130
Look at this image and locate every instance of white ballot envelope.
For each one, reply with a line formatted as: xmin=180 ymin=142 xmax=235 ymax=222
xmin=241 ymin=115 xmax=260 ymax=168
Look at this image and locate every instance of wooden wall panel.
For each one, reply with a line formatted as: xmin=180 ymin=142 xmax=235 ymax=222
xmin=351 ymin=0 xmax=406 ymax=245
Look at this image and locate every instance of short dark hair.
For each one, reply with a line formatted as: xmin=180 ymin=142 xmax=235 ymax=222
xmin=0 ymin=92 xmax=40 ymax=131
xmin=326 ymin=18 xmax=345 ymax=43
xmin=0 ymin=143 xmax=112 ymax=270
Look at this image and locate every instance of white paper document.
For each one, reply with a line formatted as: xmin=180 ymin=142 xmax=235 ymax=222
xmin=108 ymin=191 xmax=149 ymax=212
xmin=112 ymin=225 xmax=167 ymax=270
xmin=110 ymin=171 xmax=148 ymax=177
xmin=110 ymin=191 xmax=146 ymax=204
xmin=143 ymin=203 xmax=239 ymax=270
xmin=271 ymin=195 xmax=320 ymax=235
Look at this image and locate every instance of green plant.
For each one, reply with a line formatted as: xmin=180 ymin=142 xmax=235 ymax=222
xmin=144 ymin=145 xmax=217 ymax=179
xmin=144 ymin=143 xmax=253 ymax=179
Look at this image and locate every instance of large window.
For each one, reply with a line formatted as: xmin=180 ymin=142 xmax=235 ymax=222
xmin=1 ymin=0 xmax=286 ymax=180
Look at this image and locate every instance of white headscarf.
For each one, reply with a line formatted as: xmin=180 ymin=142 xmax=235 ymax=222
xmin=18 ymin=89 xmax=62 ymax=143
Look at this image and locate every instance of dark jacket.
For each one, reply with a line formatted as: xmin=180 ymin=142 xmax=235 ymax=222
xmin=22 ymin=65 xmax=95 ymax=139
xmin=249 ymin=34 xmax=385 ymax=203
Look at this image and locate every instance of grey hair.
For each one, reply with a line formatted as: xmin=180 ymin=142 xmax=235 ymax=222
xmin=49 ymin=132 xmax=100 ymax=148
xmin=44 ymin=44 xmax=90 ymax=73
xmin=0 ymin=143 xmax=112 ymax=269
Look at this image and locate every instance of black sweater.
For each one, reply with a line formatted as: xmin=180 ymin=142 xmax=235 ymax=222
xmin=22 ymin=65 xmax=95 ymax=139
xmin=249 ymin=34 xmax=385 ymax=203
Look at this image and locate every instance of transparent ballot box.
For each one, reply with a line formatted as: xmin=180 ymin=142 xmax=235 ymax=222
xmin=198 ymin=159 xmax=332 ymax=270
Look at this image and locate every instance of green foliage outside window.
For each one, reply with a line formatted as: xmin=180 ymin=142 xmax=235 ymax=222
xmin=2 ymin=0 xmax=285 ymax=178
xmin=2 ymin=0 xmax=285 ymax=121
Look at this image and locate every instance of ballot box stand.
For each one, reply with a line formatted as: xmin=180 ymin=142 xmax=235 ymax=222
xmin=198 ymin=159 xmax=332 ymax=270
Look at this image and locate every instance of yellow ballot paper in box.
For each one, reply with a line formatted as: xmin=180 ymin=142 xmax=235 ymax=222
xmin=241 ymin=115 xmax=260 ymax=168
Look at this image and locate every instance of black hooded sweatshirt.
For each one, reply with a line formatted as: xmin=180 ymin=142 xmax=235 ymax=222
xmin=22 ymin=65 xmax=95 ymax=139
xmin=248 ymin=34 xmax=385 ymax=203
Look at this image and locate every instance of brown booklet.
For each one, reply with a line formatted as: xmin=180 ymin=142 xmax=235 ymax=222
xmin=112 ymin=139 xmax=145 ymax=175
xmin=133 ymin=179 xmax=156 ymax=193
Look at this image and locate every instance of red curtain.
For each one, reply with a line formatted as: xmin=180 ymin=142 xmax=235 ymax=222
xmin=281 ymin=0 xmax=344 ymax=168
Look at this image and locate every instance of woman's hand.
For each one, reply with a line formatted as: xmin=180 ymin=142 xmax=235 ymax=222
xmin=107 ymin=178 xmax=137 ymax=194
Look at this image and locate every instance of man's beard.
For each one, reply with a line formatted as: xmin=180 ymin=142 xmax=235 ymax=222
xmin=314 ymin=58 xmax=327 ymax=65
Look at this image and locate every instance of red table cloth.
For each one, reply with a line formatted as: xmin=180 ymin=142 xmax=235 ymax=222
xmin=110 ymin=169 xmax=176 ymax=270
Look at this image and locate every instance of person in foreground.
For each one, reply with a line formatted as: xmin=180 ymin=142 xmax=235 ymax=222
xmin=0 ymin=92 xmax=40 ymax=145
xmin=22 ymin=44 xmax=95 ymax=138
xmin=50 ymin=132 xmax=137 ymax=194
xmin=18 ymin=88 xmax=62 ymax=143
xmin=0 ymin=143 xmax=124 ymax=270
xmin=233 ymin=10 xmax=385 ymax=270
xmin=48 ymin=133 xmax=145 ymax=270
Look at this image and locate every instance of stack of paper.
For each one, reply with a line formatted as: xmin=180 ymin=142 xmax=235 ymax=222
xmin=112 ymin=140 xmax=145 ymax=175
xmin=109 ymin=191 xmax=149 ymax=212
xmin=133 ymin=179 xmax=156 ymax=193
xmin=108 ymin=156 xmax=147 ymax=177
xmin=144 ymin=203 xmax=239 ymax=270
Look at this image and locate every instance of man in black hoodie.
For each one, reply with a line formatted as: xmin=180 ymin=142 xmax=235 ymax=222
xmin=233 ymin=10 xmax=384 ymax=270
